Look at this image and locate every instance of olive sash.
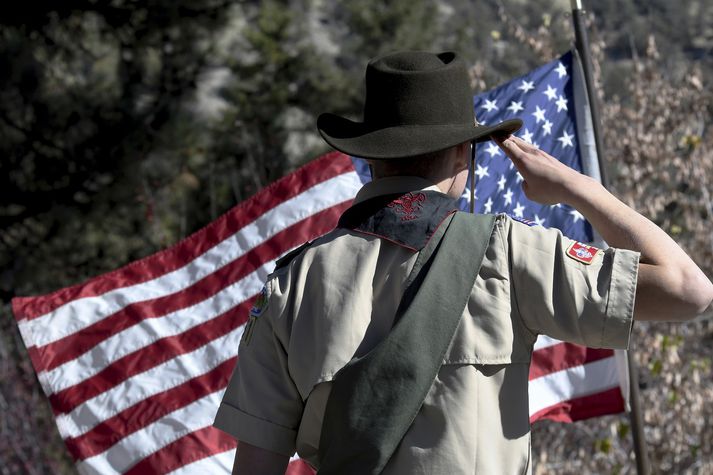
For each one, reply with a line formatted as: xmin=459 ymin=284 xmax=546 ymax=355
xmin=318 ymin=212 xmax=496 ymax=474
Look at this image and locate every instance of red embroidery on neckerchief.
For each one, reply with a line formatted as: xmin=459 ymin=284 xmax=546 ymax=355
xmin=388 ymin=192 xmax=426 ymax=221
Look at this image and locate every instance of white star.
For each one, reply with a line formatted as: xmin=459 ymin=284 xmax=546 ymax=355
xmin=534 ymin=214 xmax=545 ymax=226
xmin=497 ymin=174 xmax=507 ymax=192
xmin=520 ymin=128 xmax=534 ymax=143
xmin=558 ymin=130 xmax=574 ymax=148
xmin=503 ymin=188 xmax=513 ymax=206
xmin=544 ymin=84 xmax=558 ymax=101
xmin=481 ymin=99 xmax=498 ymax=112
xmin=475 ymin=164 xmax=490 ymax=180
xmin=555 ymin=62 xmax=568 ymax=79
xmin=513 ymin=202 xmax=525 ymax=218
xmin=515 ymin=171 xmax=524 ymax=183
xmin=556 ymin=95 xmax=568 ymax=112
xmin=518 ymin=80 xmax=535 ymax=93
xmin=484 ymin=197 xmax=493 ymax=214
xmin=507 ymin=100 xmax=524 ymax=114
xmin=460 ymin=188 xmax=477 ymax=203
xmin=486 ymin=142 xmax=501 ymax=157
xmin=570 ymin=209 xmax=584 ymax=223
xmin=532 ymin=105 xmax=546 ymax=123
xmin=542 ymin=119 xmax=553 ymax=136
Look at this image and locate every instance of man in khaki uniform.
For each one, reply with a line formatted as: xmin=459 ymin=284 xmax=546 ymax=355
xmin=213 ymin=51 xmax=713 ymax=474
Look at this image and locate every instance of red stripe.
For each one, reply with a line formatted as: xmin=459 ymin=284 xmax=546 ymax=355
xmin=49 ymin=302 xmax=246 ymax=416
xmin=123 ymin=426 xmax=237 ymax=475
xmin=37 ymin=202 xmax=352 ymax=374
xmin=12 ymin=152 xmax=354 ymax=321
xmin=47 ymin=202 xmax=351 ymax=415
xmin=122 ymin=429 xmax=314 ymax=475
xmin=530 ymin=386 xmax=624 ymax=423
xmin=529 ymin=342 xmax=614 ymax=380
xmin=65 ymin=357 xmax=237 ymax=460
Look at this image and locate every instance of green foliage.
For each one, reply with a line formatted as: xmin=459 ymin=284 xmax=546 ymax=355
xmin=340 ymin=0 xmax=440 ymax=56
xmin=0 ymin=1 xmax=234 ymax=295
xmin=616 ymin=422 xmax=630 ymax=440
xmin=594 ymin=437 xmax=612 ymax=453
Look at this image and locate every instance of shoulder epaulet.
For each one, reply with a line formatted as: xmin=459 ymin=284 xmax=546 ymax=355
xmin=273 ymin=241 xmax=313 ymax=272
xmin=508 ymin=215 xmax=538 ymax=227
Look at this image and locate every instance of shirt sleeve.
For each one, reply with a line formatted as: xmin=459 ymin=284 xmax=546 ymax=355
xmin=503 ymin=215 xmax=639 ymax=349
xmin=212 ymin=278 xmax=304 ymax=457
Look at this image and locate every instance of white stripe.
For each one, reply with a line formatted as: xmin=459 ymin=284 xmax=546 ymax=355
xmin=56 ymin=327 xmax=241 ymax=439
xmin=76 ymin=390 xmax=224 ymax=475
xmin=528 ymin=356 xmax=619 ymax=416
xmin=164 ymin=450 xmax=303 ymax=475
xmin=167 ymin=449 xmax=300 ymax=475
xmin=20 ymin=172 xmax=362 ymax=348
xmin=532 ymin=334 xmax=563 ymax=351
xmin=166 ymin=449 xmax=235 ymax=475
xmin=41 ymin=261 xmax=269 ymax=396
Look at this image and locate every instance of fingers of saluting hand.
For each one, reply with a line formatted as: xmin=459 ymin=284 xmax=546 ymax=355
xmin=491 ymin=134 xmax=573 ymax=205
xmin=493 ymin=134 xmax=539 ymax=159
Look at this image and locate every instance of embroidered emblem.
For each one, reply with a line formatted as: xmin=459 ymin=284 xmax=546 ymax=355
xmin=249 ymin=285 xmax=269 ymax=318
xmin=566 ymin=241 xmax=600 ymax=264
xmin=387 ymin=192 xmax=426 ymax=221
xmin=242 ymin=285 xmax=269 ymax=346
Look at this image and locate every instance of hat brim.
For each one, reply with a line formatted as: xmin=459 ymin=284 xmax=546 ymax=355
xmin=317 ymin=113 xmax=522 ymax=160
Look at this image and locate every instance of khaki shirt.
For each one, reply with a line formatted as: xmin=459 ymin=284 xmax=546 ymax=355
xmin=213 ymin=176 xmax=639 ymax=474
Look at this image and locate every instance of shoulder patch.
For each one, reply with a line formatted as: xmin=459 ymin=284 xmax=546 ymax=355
xmin=242 ymin=284 xmax=270 ymax=346
xmin=249 ymin=284 xmax=270 ymax=318
xmin=566 ymin=241 xmax=600 ymax=264
xmin=509 ymin=215 xmax=538 ymax=227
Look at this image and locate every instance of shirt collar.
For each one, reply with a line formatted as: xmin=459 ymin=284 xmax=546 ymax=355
xmin=353 ymin=176 xmax=443 ymax=204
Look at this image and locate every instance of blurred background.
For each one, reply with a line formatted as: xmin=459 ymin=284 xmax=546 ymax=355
xmin=1 ymin=0 xmax=712 ymax=473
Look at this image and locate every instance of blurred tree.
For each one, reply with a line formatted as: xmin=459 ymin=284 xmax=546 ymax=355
xmin=0 ymin=1 xmax=234 ymax=293
xmin=0 ymin=1 xmax=234 ymax=472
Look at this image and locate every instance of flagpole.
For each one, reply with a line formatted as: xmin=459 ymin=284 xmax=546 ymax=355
xmin=569 ymin=2 xmax=651 ymax=474
xmin=470 ymin=142 xmax=476 ymax=213
xmin=570 ymin=0 xmax=606 ymax=183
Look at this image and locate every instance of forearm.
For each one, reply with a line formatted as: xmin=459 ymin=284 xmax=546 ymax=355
xmin=564 ymin=175 xmax=682 ymax=265
xmin=495 ymin=134 xmax=713 ymax=321
xmin=563 ymin=174 xmax=713 ymax=320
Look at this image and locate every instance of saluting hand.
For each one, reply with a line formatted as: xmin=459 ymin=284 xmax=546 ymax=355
xmin=494 ymin=135 xmax=713 ymax=322
xmin=493 ymin=134 xmax=588 ymax=206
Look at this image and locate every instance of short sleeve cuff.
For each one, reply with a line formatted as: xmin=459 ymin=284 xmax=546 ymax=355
xmin=213 ymin=402 xmax=297 ymax=457
xmin=601 ymin=248 xmax=640 ymax=349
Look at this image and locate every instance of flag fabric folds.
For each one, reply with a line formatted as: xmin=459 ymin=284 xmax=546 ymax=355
xmin=12 ymin=51 xmax=624 ymax=474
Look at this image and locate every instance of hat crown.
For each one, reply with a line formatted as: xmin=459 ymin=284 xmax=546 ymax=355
xmin=315 ymin=50 xmax=522 ymax=160
xmin=364 ymin=51 xmax=474 ymax=128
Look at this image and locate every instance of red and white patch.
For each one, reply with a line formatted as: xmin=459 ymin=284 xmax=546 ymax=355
xmin=566 ymin=241 xmax=600 ymax=264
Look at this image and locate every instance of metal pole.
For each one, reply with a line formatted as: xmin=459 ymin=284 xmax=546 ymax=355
xmin=626 ymin=342 xmax=651 ymax=475
xmin=569 ymin=1 xmax=651 ymax=474
xmin=570 ymin=0 xmax=607 ymax=187
xmin=470 ymin=141 xmax=476 ymax=213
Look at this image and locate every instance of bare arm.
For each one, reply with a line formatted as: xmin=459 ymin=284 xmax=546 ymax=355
xmin=496 ymin=135 xmax=713 ymax=321
xmin=232 ymin=442 xmax=289 ymax=475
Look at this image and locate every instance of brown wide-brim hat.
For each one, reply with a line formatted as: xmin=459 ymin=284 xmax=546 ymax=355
xmin=318 ymin=51 xmax=522 ymax=160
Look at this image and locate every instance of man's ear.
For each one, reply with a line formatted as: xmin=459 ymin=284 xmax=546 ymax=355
xmin=454 ymin=141 xmax=471 ymax=170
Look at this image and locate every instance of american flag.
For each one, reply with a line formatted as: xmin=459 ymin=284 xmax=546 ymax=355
xmin=12 ymin=51 xmax=625 ymax=474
